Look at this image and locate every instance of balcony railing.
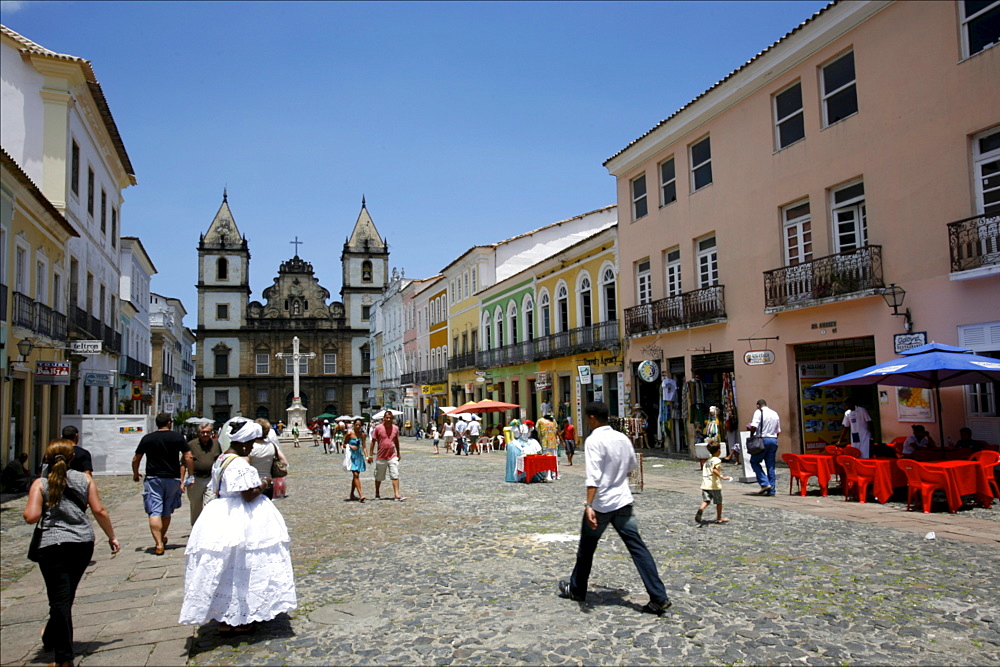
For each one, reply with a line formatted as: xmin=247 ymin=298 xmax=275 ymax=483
xmin=448 ymin=352 xmax=476 ymax=371
xmin=476 ymin=320 xmax=621 ymax=367
xmin=51 ymin=311 xmax=67 ymax=341
xmin=949 ymin=214 xmax=999 ymax=273
xmin=763 ymin=245 xmax=883 ymax=310
xmin=400 ymin=372 xmax=414 ymax=385
xmin=625 ymin=285 xmax=727 ymax=336
xmin=0 ymin=283 xmax=7 ymax=322
xmin=182 ymin=360 xmax=194 ymax=374
xmin=102 ymin=324 xmax=122 ymax=355
xmin=121 ymin=356 xmax=151 ymax=378
xmin=12 ymin=291 xmax=34 ymax=329
xmin=34 ymin=302 xmax=53 ymax=337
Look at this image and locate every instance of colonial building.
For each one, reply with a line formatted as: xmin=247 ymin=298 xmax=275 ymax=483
xmin=116 ymin=236 xmax=155 ymax=413
xmin=195 ymin=195 xmax=387 ymax=424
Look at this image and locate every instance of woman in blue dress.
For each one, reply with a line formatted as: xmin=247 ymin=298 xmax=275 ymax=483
xmin=346 ymin=418 xmax=367 ymax=502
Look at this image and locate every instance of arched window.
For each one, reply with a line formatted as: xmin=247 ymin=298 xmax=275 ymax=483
xmin=578 ymin=274 xmax=593 ymax=327
xmin=217 ymin=257 xmax=228 ymax=281
xmin=601 ymin=264 xmax=617 ymax=322
xmin=556 ymin=283 xmax=569 ymax=333
xmin=362 ymin=260 xmax=373 ymax=283
xmin=482 ymin=312 xmax=492 ymax=350
xmin=523 ymin=295 xmax=534 ymax=340
xmin=507 ymin=301 xmax=519 ymax=345
xmin=494 ymin=307 xmax=504 ymax=348
xmin=255 ymin=406 xmax=269 ymax=419
xmin=539 ymin=290 xmax=551 ymax=337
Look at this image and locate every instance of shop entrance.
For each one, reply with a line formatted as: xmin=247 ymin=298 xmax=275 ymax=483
xmin=633 ymin=361 xmax=661 ymax=448
xmin=794 ymin=337 xmax=879 ymax=453
xmin=691 ymin=351 xmax=736 ymax=456
xmin=665 ymin=357 xmax=687 ymax=454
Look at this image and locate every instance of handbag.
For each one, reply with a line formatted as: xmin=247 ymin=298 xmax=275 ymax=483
xmin=342 ymin=443 xmax=353 ymax=472
xmin=270 ymin=443 xmax=288 ymax=478
xmin=746 ymin=409 xmax=766 ymax=455
xmin=203 ymin=454 xmax=240 ymax=507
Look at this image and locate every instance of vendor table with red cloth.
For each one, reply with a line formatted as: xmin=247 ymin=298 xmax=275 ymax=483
xmin=521 ymin=455 xmax=559 ymax=483
xmin=794 ymin=455 xmax=836 ymax=496
xmin=868 ymin=458 xmax=908 ymax=504
xmin=920 ymin=460 xmax=992 ymax=512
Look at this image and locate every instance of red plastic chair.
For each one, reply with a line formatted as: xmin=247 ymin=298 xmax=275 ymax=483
xmin=842 ymin=446 xmax=862 ymax=458
xmin=897 ymin=459 xmax=952 ymax=513
xmin=891 ymin=436 xmax=907 ymax=457
xmin=781 ymin=453 xmax=826 ymax=497
xmin=971 ymin=450 xmax=1000 ymax=500
xmin=838 ymin=456 xmax=876 ymax=503
xmin=823 ymin=445 xmax=841 ymax=456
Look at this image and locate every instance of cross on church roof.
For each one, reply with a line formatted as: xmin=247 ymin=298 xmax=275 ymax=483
xmin=290 ymin=236 xmax=303 ymax=256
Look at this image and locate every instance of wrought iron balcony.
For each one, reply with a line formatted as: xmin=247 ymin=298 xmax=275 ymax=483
xmin=0 ymin=283 xmax=7 ymax=322
xmin=428 ymin=368 xmax=447 ymax=384
xmin=448 ymin=352 xmax=476 ymax=371
xmin=34 ymin=302 xmax=53 ymax=337
xmin=400 ymin=372 xmax=415 ymax=385
xmin=182 ymin=360 xmax=194 ymax=374
xmin=624 ymin=285 xmax=727 ymax=336
xmin=948 ymin=214 xmax=999 ymax=273
xmin=763 ymin=246 xmax=883 ymax=310
xmin=51 ymin=311 xmax=67 ymax=341
xmin=12 ymin=291 xmax=34 ymax=329
xmin=70 ymin=306 xmax=91 ymax=338
xmin=475 ymin=321 xmax=621 ymax=367
xmin=122 ymin=356 xmax=150 ymax=378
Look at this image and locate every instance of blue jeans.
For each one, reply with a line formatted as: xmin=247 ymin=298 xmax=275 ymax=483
xmin=455 ymin=436 xmax=467 ymax=455
xmin=569 ymin=503 xmax=668 ymax=605
xmin=750 ymin=437 xmax=779 ymax=493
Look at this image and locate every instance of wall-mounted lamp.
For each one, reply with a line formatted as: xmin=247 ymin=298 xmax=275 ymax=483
xmin=5 ymin=338 xmax=35 ymax=380
xmin=881 ymin=283 xmax=912 ymax=332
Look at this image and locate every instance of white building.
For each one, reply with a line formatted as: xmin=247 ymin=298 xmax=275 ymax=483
xmin=117 ymin=236 xmax=155 ymax=413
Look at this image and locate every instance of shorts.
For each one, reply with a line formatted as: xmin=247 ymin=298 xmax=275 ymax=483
xmin=564 ymin=439 xmax=576 ymax=456
xmin=143 ymin=477 xmax=183 ymax=517
xmin=701 ymin=489 xmax=723 ymax=505
xmin=375 ymin=459 xmax=399 ymax=481
xmin=323 ymin=437 xmax=332 ymax=444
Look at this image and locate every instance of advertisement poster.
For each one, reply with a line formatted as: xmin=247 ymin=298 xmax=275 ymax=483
xmin=35 ymin=361 xmax=71 ymax=385
xmin=617 ymin=372 xmax=626 ymax=418
xmin=896 ymin=387 xmax=935 ymax=422
xmin=593 ymin=374 xmax=604 ymax=402
xmin=798 ymin=362 xmax=845 ymax=453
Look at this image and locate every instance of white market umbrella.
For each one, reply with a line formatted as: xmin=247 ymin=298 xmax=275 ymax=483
xmin=371 ymin=409 xmax=404 ymax=421
xmin=184 ymin=416 xmax=214 ymax=425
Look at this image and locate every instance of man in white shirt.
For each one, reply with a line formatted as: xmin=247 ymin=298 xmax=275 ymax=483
xmin=748 ymin=399 xmax=781 ymax=496
xmin=838 ymin=398 xmax=873 ymax=458
xmin=467 ymin=418 xmax=481 ymax=454
xmin=454 ymin=418 xmax=469 ymax=456
xmin=558 ymin=402 xmax=671 ymax=616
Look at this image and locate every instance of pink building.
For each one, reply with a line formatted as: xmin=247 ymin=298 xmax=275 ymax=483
xmin=607 ymin=1 xmax=1000 ymax=456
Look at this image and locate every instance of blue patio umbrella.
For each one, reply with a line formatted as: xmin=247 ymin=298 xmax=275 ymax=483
xmin=813 ymin=342 xmax=1000 ymax=450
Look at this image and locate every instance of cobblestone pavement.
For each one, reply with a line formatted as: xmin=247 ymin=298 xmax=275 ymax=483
xmin=2 ymin=439 xmax=999 ymax=665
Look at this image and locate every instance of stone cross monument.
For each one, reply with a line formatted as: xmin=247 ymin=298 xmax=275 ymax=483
xmin=275 ymin=336 xmax=316 ymax=436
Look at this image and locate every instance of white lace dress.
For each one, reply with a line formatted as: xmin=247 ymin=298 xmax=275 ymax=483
xmin=178 ymin=455 xmax=297 ymax=626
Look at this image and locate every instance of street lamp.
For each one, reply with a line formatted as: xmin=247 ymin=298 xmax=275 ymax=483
xmin=16 ymin=338 xmax=34 ymax=360
xmin=881 ymin=283 xmax=912 ymax=332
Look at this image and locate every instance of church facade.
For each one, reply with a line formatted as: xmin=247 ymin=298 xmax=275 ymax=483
xmin=195 ymin=194 xmax=387 ymax=424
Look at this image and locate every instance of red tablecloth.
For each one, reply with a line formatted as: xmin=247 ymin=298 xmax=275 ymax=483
xmin=910 ymin=449 xmax=971 ymax=462
xmin=921 ymin=460 xmax=992 ymax=512
xmin=522 ymin=455 xmax=558 ymax=483
xmin=795 ymin=455 xmax=835 ymax=496
xmin=868 ymin=458 xmax=907 ymax=504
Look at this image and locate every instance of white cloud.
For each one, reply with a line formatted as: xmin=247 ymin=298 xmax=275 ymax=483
xmin=0 ymin=1 xmax=25 ymax=13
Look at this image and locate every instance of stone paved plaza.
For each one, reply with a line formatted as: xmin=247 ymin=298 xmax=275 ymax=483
xmin=2 ymin=437 xmax=999 ymax=665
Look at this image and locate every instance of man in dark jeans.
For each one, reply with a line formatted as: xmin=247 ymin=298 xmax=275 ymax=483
xmin=558 ymin=402 xmax=671 ymax=616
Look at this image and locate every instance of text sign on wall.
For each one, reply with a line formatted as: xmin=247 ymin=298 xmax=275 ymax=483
xmin=894 ymin=332 xmax=928 ymax=354
xmin=84 ymin=371 xmax=116 ymax=387
xmin=35 ymin=361 xmax=71 ymax=385
xmin=71 ymin=340 xmax=102 ymax=354
xmin=744 ymin=350 xmax=776 ymax=366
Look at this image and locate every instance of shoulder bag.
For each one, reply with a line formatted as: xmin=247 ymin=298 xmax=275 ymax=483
xmin=745 ymin=409 xmax=766 ymax=455
xmin=202 ymin=454 xmax=240 ymax=507
xmin=28 ymin=485 xmax=88 ymax=562
xmin=270 ymin=443 xmax=288 ymax=478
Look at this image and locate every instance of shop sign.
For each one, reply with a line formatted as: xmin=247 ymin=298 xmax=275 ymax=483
xmin=464 ymin=383 xmax=474 ymax=394
xmin=893 ymin=332 xmax=927 ymax=354
xmin=578 ymin=365 xmax=592 ymax=385
xmin=35 ymin=361 xmax=71 ymax=385
xmin=71 ymin=340 xmax=102 ymax=354
xmin=131 ymin=379 xmax=143 ymax=400
xmin=743 ymin=350 xmax=775 ymax=366
xmin=403 ymin=397 xmax=416 ymax=407
xmin=637 ymin=359 xmax=660 ymax=383
xmin=84 ymin=371 xmax=116 ymax=387
xmin=534 ymin=380 xmax=550 ymax=391
xmin=421 ymin=384 xmax=446 ymax=395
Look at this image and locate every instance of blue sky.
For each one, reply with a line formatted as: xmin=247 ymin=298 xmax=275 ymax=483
xmin=2 ymin=0 xmax=829 ymax=318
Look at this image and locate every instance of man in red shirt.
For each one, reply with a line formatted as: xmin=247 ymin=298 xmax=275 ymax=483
xmin=369 ymin=412 xmax=404 ymax=501
xmin=562 ymin=419 xmax=577 ymax=466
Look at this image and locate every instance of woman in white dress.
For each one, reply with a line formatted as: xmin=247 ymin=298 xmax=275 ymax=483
xmin=178 ymin=420 xmax=296 ymax=635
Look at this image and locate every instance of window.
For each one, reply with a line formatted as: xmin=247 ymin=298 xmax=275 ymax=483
xmin=324 ymin=353 xmax=337 ymax=374
xmin=961 ymin=1 xmax=1000 ymax=57
xmin=14 ymin=245 xmax=27 ymax=293
xmin=214 ymin=351 xmax=229 ymax=376
xmin=659 ymin=158 xmax=676 ymax=206
xmin=579 ymin=275 xmax=592 ymax=327
xmin=556 ymin=283 xmax=569 ymax=332
xmin=524 ymin=296 xmax=534 ymax=338
xmin=285 ymin=356 xmax=308 ymax=375
xmin=70 ymin=141 xmax=80 ymax=197
xmin=471 ymin=266 xmax=477 ymax=294
xmin=774 ymin=81 xmax=805 ymax=149
xmin=87 ymin=168 xmax=95 ymax=216
xmin=482 ymin=313 xmax=492 ymax=349
xmin=636 ymin=260 xmax=652 ymax=305
xmin=100 ymin=190 xmax=107 ymax=233
xmin=256 ymin=388 xmax=269 ymax=403
xmin=601 ymin=266 xmax=617 ymax=322
xmin=362 ymin=305 xmax=371 ymax=320
xmin=217 ymin=303 xmax=229 ymax=320
xmin=540 ymin=291 xmax=551 ymax=336
xmin=665 ymin=249 xmax=682 ymax=297
xmin=494 ymin=307 xmax=504 ymax=347
xmin=325 ymin=387 xmax=337 ymax=401
xmin=783 ymin=200 xmax=813 ymax=266
xmin=697 ymin=237 xmax=718 ymax=288
xmin=361 ymin=345 xmax=371 ymax=373
xmin=256 ymin=353 xmax=269 ymax=374
xmin=831 ymin=181 xmax=867 ymax=253
xmin=214 ymin=390 xmax=229 ymax=405
xmin=52 ymin=273 xmax=61 ymax=312
xmin=690 ymin=136 xmax=712 ymax=191
xmin=507 ymin=302 xmax=518 ymax=344
xmin=631 ymin=174 xmax=648 ymax=220
xmin=111 ymin=207 xmax=117 ymax=247
xmin=464 ymin=272 xmax=469 ymax=300
xmin=36 ymin=259 xmax=47 ymax=303
xmin=974 ymin=128 xmax=1000 ymax=216
xmin=217 ymin=257 xmax=228 ymax=280
xmin=821 ymin=51 xmax=858 ymax=126
xmin=362 ymin=260 xmax=373 ymax=283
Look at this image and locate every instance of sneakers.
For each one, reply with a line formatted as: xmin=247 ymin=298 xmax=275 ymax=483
xmin=642 ymin=599 xmax=673 ymax=616
xmin=758 ymin=485 xmax=772 ymax=495
xmin=558 ymin=580 xmax=584 ymax=602
xmin=694 ymin=508 xmax=703 ymax=524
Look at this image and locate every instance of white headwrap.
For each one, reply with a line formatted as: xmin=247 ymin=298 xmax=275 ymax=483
xmin=230 ymin=420 xmax=263 ymax=443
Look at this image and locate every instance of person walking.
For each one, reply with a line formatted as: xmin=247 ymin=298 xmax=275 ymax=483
xmin=467 ymin=417 xmax=482 ymax=454
xmin=454 ymin=417 xmax=469 ymax=455
xmin=558 ymin=402 xmax=671 ymax=616
xmin=132 ymin=413 xmax=193 ymax=555
xmin=748 ymin=399 xmax=781 ymax=496
xmin=291 ymin=425 xmax=300 ymax=448
xmin=370 ymin=412 xmax=404 ymax=501
xmin=24 ymin=440 xmax=120 ymax=666
xmin=561 ymin=419 xmax=577 ymax=466
xmin=186 ymin=424 xmax=222 ymax=525
xmin=431 ymin=423 xmax=440 ymax=455
xmin=321 ymin=420 xmax=332 ymax=449
xmin=695 ymin=440 xmax=731 ymax=524
xmin=443 ymin=420 xmax=455 ymax=454
xmin=346 ymin=419 xmax=367 ymax=502
xmin=249 ymin=418 xmax=288 ymax=500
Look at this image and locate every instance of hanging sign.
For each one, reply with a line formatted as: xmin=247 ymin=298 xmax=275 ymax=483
xmin=744 ymin=350 xmax=776 ymax=366
xmin=132 ymin=379 xmax=143 ymax=400
xmin=70 ymin=340 xmax=102 ymax=354
xmin=35 ymin=361 xmax=71 ymax=385
xmin=84 ymin=371 xmax=116 ymax=387
xmin=893 ymin=332 xmax=927 ymax=354
xmin=577 ymin=365 xmax=592 ymax=385
xmin=637 ymin=360 xmax=660 ymax=383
